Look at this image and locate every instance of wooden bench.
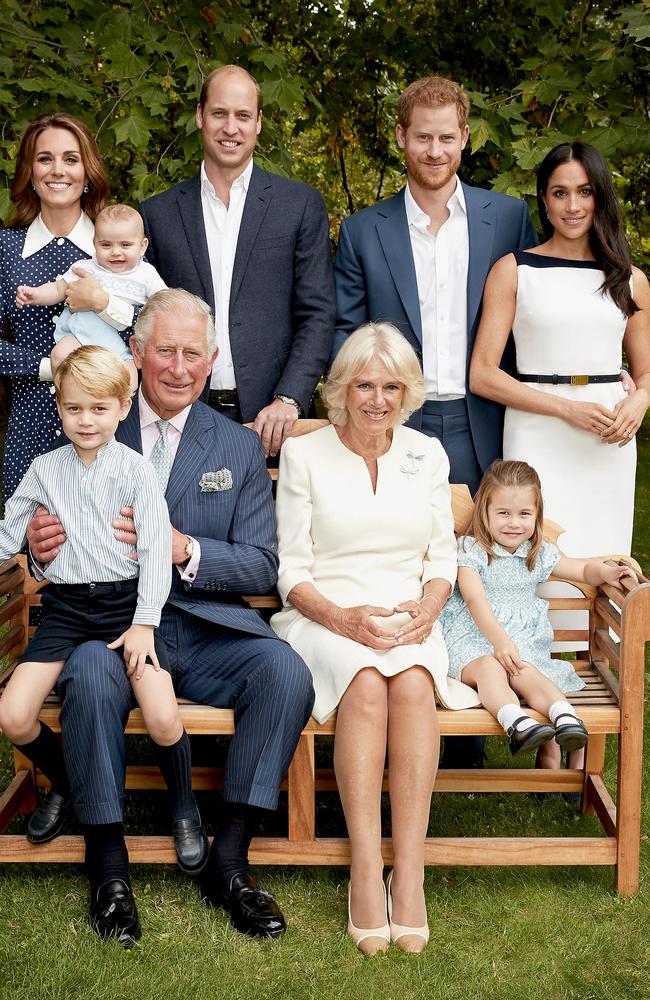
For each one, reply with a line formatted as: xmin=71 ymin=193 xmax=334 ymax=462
xmin=0 ymin=428 xmax=648 ymax=896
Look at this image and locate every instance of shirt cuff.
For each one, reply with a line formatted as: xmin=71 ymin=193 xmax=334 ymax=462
xmin=132 ymin=606 xmax=162 ymax=626
xmin=177 ymin=535 xmax=200 ymax=582
xmin=97 ymin=294 xmax=134 ymax=331
xmin=29 ymin=551 xmax=48 ymax=581
xmin=38 ymin=358 xmax=53 ymax=382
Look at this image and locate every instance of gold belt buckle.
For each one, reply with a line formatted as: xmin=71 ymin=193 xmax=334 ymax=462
xmin=570 ymin=375 xmax=589 ymax=385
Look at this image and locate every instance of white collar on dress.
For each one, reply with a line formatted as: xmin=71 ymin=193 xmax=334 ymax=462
xmin=22 ymin=211 xmax=95 ymax=259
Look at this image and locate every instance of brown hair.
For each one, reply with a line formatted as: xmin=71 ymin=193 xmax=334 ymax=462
xmin=54 ymin=345 xmax=132 ymax=404
xmin=467 ymin=460 xmax=543 ymax=571
xmin=198 ymin=65 xmax=262 ymax=114
xmin=9 ymin=113 xmax=109 ymax=228
xmin=397 ymin=76 xmax=470 ymax=130
xmin=95 ymin=204 xmax=144 ymax=238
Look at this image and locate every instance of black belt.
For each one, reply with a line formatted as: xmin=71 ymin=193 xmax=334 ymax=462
xmin=208 ymin=388 xmax=239 ymax=408
xmin=516 ymin=373 xmax=620 ymax=386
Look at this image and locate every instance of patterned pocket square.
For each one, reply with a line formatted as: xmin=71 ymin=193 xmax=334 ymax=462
xmin=199 ymin=469 xmax=233 ymax=492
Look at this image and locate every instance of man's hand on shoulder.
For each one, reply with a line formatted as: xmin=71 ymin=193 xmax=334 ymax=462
xmin=27 ymin=505 xmax=66 ymax=563
xmin=253 ymin=398 xmax=299 ymax=457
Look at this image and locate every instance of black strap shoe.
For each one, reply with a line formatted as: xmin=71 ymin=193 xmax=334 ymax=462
xmin=173 ymin=816 xmax=209 ymax=874
xmin=25 ymin=789 xmax=70 ymax=845
xmin=554 ymin=714 xmax=589 ymax=751
xmin=507 ymin=717 xmax=556 ymax=756
xmin=200 ymin=871 xmax=286 ymax=938
xmin=89 ymin=879 xmax=141 ymax=948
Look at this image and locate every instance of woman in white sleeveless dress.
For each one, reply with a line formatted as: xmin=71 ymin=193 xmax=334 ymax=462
xmin=469 ymin=142 xmax=650 ymax=765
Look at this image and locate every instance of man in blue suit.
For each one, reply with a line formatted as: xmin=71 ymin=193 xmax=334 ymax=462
xmin=333 ymin=75 xmax=538 ymax=495
xmin=28 ymin=289 xmax=314 ymax=945
xmin=334 ymin=77 xmax=537 ymax=769
xmin=140 ymin=65 xmax=334 ymax=458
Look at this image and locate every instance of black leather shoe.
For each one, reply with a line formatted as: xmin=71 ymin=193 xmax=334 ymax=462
xmin=174 ymin=817 xmax=209 ymax=874
xmin=554 ymin=714 xmax=588 ymax=752
xmin=89 ymin=879 xmax=141 ymax=948
xmin=25 ymin=789 xmax=69 ymax=844
xmin=508 ymin=718 xmax=556 ymax=757
xmin=201 ymin=871 xmax=286 ymax=938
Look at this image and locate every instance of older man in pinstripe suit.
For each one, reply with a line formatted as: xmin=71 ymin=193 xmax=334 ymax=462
xmin=29 ymin=288 xmax=314 ymax=945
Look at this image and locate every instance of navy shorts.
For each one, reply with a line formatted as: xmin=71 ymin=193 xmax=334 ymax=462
xmin=19 ymin=579 xmax=169 ymax=670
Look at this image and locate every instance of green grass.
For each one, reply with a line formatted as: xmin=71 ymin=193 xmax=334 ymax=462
xmin=1 ymin=421 xmax=649 ymax=1000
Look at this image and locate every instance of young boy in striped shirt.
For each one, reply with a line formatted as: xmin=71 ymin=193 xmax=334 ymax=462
xmin=0 ymin=345 xmax=208 ymax=883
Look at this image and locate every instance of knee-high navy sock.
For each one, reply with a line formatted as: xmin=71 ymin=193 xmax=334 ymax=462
xmin=208 ymin=801 xmax=266 ymax=892
xmin=82 ymin=822 xmax=129 ymax=895
xmin=154 ymin=730 xmax=199 ymax=823
xmin=14 ymin=722 xmax=70 ymax=799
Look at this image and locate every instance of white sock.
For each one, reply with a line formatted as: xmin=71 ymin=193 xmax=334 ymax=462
xmin=496 ymin=704 xmax=536 ymax=734
xmin=548 ymin=701 xmax=576 ymax=726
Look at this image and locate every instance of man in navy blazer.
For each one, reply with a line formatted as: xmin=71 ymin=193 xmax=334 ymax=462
xmin=333 ymin=76 xmax=537 ymax=494
xmin=29 ymin=290 xmax=314 ymax=945
xmin=140 ymin=65 xmax=334 ymax=457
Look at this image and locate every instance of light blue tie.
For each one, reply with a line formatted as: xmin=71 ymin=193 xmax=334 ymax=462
xmin=150 ymin=419 xmax=172 ymax=493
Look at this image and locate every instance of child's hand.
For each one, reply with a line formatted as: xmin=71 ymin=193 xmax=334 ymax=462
xmin=107 ymin=624 xmax=160 ymax=680
xmin=493 ymin=638 xmax=523 ymax=676
xmin=599 ymin=562 xmax=638 ymax=589
xmin=16 ymin=285 xmax=35 ymax=308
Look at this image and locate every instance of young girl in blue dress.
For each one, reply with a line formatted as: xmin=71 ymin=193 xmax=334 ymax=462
xmin=440 ymin=460 xmax=636 ymax=755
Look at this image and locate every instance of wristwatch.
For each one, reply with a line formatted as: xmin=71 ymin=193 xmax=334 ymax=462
xmin=273 ymin=394 xmax=302 ymax=416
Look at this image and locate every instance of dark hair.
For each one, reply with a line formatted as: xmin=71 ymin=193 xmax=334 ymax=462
xmin=9 ymin=113 xmax=109 ymax=228
xmin=536 ymin=142 xmax=637 ymax=317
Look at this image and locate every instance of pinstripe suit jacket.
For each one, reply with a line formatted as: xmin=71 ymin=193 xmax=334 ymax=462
xmin=117 ymin=396 xmax=278 ymax=639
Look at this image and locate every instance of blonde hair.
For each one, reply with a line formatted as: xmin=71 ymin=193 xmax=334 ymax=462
xmin=94 ymin=204 xmax=144 ymax=238
xmin=323 ymin=322 xmax=425 ymax=427
xmin=467 ymin=460 xmax=543 ymax=571
xmin=54 ymin=345 xmax=132 ymax=404
xmin=397 ymin=76 xmax=470 ymax=130
xmin=133 ymin=288 xmax=217 ymax=355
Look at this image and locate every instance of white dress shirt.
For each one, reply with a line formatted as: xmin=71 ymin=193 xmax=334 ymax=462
xmin=138 ymin=393 xmax=200 ymax=581
xmin=200 ymin=159 xmax=253 ymax=390
xmin=404 ymin=181 xmax=469 ymax=398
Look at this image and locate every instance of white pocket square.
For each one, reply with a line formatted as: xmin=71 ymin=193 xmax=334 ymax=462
xmin=199 ymin=469 xmax=233 ymax=492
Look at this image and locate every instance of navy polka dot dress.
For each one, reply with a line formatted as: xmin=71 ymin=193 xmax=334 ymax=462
xmin=0 ymin=227 xmax=92 ymax=502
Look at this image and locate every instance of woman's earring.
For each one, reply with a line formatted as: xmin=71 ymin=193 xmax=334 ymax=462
xmin=83 ymin=184 xmax=89 ymax=194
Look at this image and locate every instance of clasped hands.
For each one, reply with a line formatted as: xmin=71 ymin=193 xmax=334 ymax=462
xmin=330 ymin=595 xmax=441 ymax=650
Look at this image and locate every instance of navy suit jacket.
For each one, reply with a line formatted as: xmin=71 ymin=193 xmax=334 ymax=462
xmin=333 ymin=182 xmax=538 ymax=472
xmin=140 ymin=165 xmax=335 ymax=421
xmin=116 ymin=396 xmax=278 ymax=639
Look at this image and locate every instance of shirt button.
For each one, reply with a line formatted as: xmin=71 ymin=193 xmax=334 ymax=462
xmin=57 ymin=238 xmax=65 ymax=246
xmin=50 ymin=386 xmax=56 ymax=394
xmin=55 ymin=429 xmax=61 ymax=436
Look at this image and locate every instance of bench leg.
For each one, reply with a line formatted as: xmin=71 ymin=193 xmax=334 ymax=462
xmin=287 ymin=733 xmax=315 ymax=843
xmin=12 ymin=748 xmax=38 ymax=816
xmin=582 ymin=734 xmax=606 ymax=815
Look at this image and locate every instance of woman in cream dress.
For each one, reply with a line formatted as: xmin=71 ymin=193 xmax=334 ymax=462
xmin=271 ymin=323 xmax=479 ymax=956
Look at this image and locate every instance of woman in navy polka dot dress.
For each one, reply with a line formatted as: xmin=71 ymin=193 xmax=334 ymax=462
xmin=0 ymin=113 xmax=131 ymax=503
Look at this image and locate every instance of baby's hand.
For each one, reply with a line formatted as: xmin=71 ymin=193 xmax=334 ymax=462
xmin=493 ymin=638 xmax=523 ymax=676
xmin=107 ymin=624 xmax=160 ymax=680
xmin=16 ymin=285 xmax=35 ymax=308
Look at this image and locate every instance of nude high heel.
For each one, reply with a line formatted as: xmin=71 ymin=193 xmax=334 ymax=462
xmin=347 ymin=882 xmax=390 ymax=957
xmin=385 ymin=870 xmax=430 ymax=954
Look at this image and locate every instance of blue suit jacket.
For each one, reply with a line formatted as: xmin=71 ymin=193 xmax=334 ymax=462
xmin=116 ymin=397 xmax=278 ymax=638
xmin=140 ymin=165 xmax=335 ymax=420
xmin=333 ymin=183 xmax=538 ymax=472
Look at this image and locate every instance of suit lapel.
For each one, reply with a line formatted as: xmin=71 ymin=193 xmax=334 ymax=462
xmin=464 ymin=182 xmax=496 ymax=340
xmin=176 ymin=175 xmax=214 ymax=309
xmin=230 ymin=164 xmax=272 ymax=305
xmin=164 ymin=404 xmax=212 ymax=517
xmin=375 ymin=190 xmax=422 ymax=343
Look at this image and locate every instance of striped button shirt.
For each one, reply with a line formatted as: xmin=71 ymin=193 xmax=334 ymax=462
xmin=0 ymin=439 xmax=171 ymax=625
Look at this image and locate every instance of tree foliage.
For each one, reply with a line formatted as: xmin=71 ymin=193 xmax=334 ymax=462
xmin=0 ymin=0 xmax=648 ymax=257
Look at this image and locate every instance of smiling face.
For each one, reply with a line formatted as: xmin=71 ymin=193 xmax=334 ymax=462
xmin=345 ymin=359 xmax=405 ymax=440
xmin=196 ymin=69 xmax=261 ymax=178
xmin=131 ymin=309 xmax=218 ymax=420
xmin=543 ymin=159 xmax=596 ymax=242
xmin=94 ymin=216 xmax=148 ymax=273
xmin=396 ymin=103 xmax=469 ymax=194
xmin=486 ymin=485 xmax=538 ymax=552
xmin=31 ymin=127 xmax=86 ymax=215
xmin=57 ymin=375 xmax=130 ymax=465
